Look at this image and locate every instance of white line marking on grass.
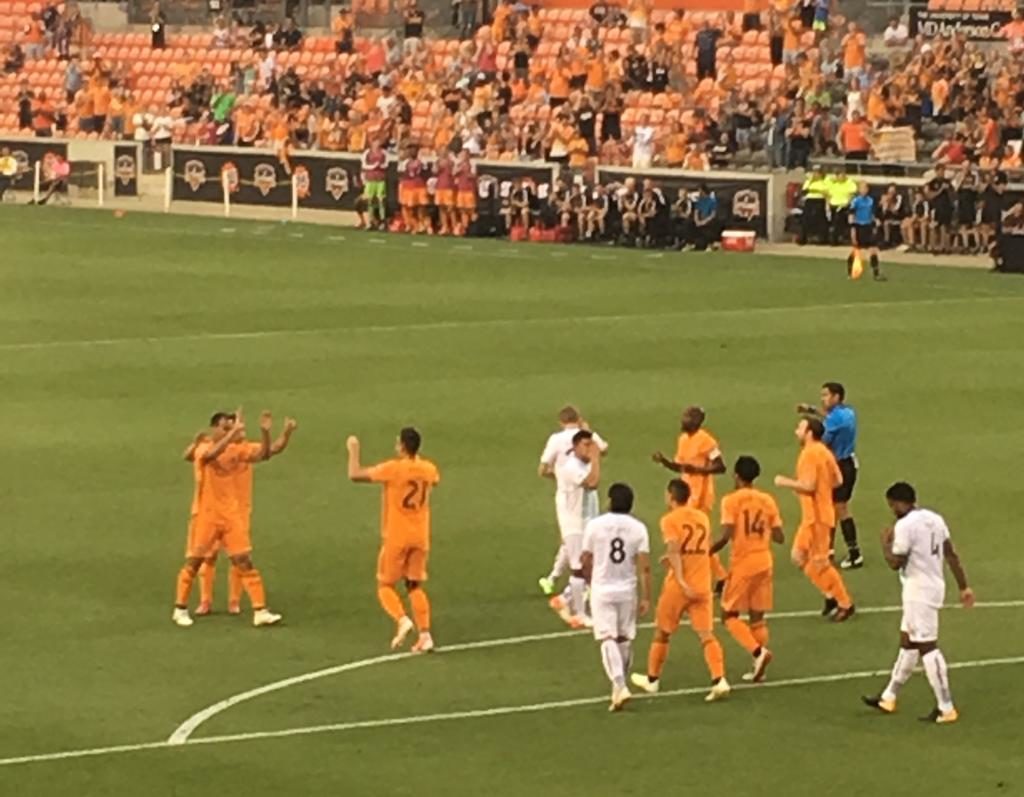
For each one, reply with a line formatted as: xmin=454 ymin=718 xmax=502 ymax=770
xmin=646 ymin=253 xmax=665 ymax=259
xmin=2 ymin=296 xmax=1019 ymax=354
xmin=453 ymin=244 xmax=473 ymax=251
xmin=288 ymin=232 xmax=304 ymax=239
xmin=589 ymin=254 xmax=616 ymax=260
xmin=327 ymin=235 xmax=346 ymax=242
xmin=1 ymin=653 xmax=1021 ymax=768
xmin=412 ymin=241 xmax=429 ymax=247
xmin=168 ymin=601 xmax=1023 ymax=745
xmin=219 ymin=228 xmax=236 ymax=234
xmin=368 ymin=238 xmax=386 ymax=244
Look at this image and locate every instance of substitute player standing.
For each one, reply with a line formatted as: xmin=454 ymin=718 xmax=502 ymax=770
xmin=347 ymin=427 xmax=440 ymax=653
xmin=711 ymin=456 xmax=784 ymax=683
xmin=798 ymin=382 xmax=863 ymax=573
xmin=538 ymin=406 xmax=609 ymax=596
xmin=551 ymin=430 xmax=602 ymax=628
xmin=863 ymin=482 xmax=974 ymax=724
xmin=581 ymin=483 xmax=651 ymax=712
xmin=847 ymin=182 xmax=886 ymax=281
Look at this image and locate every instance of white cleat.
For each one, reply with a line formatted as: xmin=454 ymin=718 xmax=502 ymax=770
xmin=253 ymin=609 xmax=282 ymax=627
xmin=172 ymin=608 xmax=193 ymax=628
xmin=391 ymin=616 xmax=415 ymax=650
xmin=751 ymin=648 xmax=773 ymax=683
xmin=610 ymin=686 xmax=632 ymax=712
xmin=581 ymin=615 xmax=594 ymax=629
xmin=705 ymin=677 xmax=731 ymax=703
xmin=630 ymin=673 xmax=660 ymax=694
xmin=411 ymin=633 xmax=435 ymax=654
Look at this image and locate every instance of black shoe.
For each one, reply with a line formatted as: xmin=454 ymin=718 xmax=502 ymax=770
xmin=862 ymin=694 xmax=896 ymax=713
xmin=833 ymin=604 xmax=856 ymax=623
xmin=821 ymin=597 xmax=839 ymax=617
xmin=873 ymin=272 xmax=888 ymax=282
xmin=840 ymin=553 xmax=865 ymax=570
xmin=919 ymin=708 xmax=941 ymax=723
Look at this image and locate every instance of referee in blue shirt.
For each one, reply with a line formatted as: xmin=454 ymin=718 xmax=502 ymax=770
xmin=798 ymin=382 xmax=864 ymax=573
xmin=847 ymin=182 xmax=886 ymax=281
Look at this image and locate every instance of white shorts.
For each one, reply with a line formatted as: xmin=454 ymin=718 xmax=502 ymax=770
xmin=561 ymin=533 xmax=583 ymax=570
xmin=590 ymin=591 xmax=637 ymax=641
xmin=900 ymin=600 xmax=939 ymax=643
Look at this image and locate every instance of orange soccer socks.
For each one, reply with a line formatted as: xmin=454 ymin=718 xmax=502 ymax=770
xmin=647 ymin=640 xmax=670 ymax=681
xmin=228 ymin=564 xmax=243 ymax=610
xmin=175 ymin=566 xmax=197 ymax=608
xmin=803 ymin=561 xmax=852 ymax=609
xmin=377 ymin=585 xmax=407 ymax=623
xmin=750 ymin=619 xmax=770 ymax=648
xmin=239 ymin=568 xmax=267 ymax=610
xmin=198 ymin=559 xmax=216 ymax=607
xmin=408 ymin=586 xmax=431 ymax=632
xmin=724 ymin=617 xmax=760 ymax=655
xmin=702 ymin=636 xmax=726 ymax=682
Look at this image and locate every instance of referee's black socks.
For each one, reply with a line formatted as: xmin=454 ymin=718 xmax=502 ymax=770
xmin=840 ymin=517 xmax=860 ymax=557
xmin=869 ymin=254 xmax=880 ymax=276
xmin=846 ymin=253 xmax=854 ymax=275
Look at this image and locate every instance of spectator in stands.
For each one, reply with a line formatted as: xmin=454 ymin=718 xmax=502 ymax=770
xmin=333 ymin=9 xmax=354 ymax=54
xmin=1002 ymin=10 xmax=1024 ymax=57
xmin=403 ymin=2 xmax=426 ymax=56
xmin=883 ymin=16 xmax=907 ymax=48
xmin=24 ymin=13 xmax=46 ymax=61
xmin=3 ymin=44 xmax=25 ymax=75
xmin=695 ymin=20 xmax=721 ymax=81
xmin=839 ymin=109 xmax=871 ymax=161
xmin=631 ymin=113 xmax=655 ymax=169
xmin=275 ymin=18 xmax=304 ymax=51
xmin=149 ymin=2 xmax=166 ymax=50
xmin=213 ymin=15 xmax=232 ymax=49
xmin=841 ymin=22 xmax=866 ymax=85
xmin=32 ymin=91 xmax=55 ymax=137
xmin=64 ymin=58 xmax=82 ymax=104
xmin=459 ymin=0 xmax=482 ymax=41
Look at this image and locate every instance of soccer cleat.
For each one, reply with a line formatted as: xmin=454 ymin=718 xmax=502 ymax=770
xmin=705 ymin=677 xmax=731 ymax=703
xmin=581 ymin=615 xmax=594 ymax=629
xmin=548 ymin=595 xmax=573 ymax=626
xmin=821 ymin=597 xmax=839 ymax=617
xmin=411 ymin=633 xmax=435 ymax=654
xmin=832 ymin=605 xmax=856 ymax=623
xmin=253 ymin=609 xmax=282 ymax=627
xmin=751 ymin=648 xmax=773 ymax=683
xmin=194 ymin=601 xmax=211 ymax=617
xmin=568 ymin=615 xmax=588 ymax=630
xmin=227 ymin=602 xmax=241 ymax=616
xmin=862 ymin=694 xmax=896 ymax=714
xmin=538 ymin=576 xmax=556 ymax=596
xmin=172 ymin=608 xmax=194 ymax=628
xmin=920 ymin=707 xmax=958 ymax=724
xmin=873 ymin=272 xmax=889 ymax=282
xmin=840 ymin=553 xmax=865 ymax=570
xmin=390 ymin=616 xmax=415 ymax=650
xmin=630 ymin=673 xmax=660 ymax=694
xmin=609 ymin=686 xmax=631 ymax=712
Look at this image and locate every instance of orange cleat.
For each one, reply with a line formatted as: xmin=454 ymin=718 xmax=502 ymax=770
xmin=227 ymin=602 xmax=241 ymax=616
xmin=194 ymin=602 xmax=211 ymax=617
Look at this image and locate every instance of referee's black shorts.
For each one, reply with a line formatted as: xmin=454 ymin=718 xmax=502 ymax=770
xmin=833 ymin=457 xmax=858 ymax=503
xmin=852 ymin=223 xmax=875 ymax=249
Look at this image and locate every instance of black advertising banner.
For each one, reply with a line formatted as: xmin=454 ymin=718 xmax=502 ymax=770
xmin=598 ymin=167 xmax=768 ymax=236
xmin=0 ymin=139 xmax=68 ymax=189
xmin=113 ymin=144 xmax=139 ymax=196
xmin=909 ymin=9 xmax=1012 ymax=41
xmin=291 ymin=153 xmax=369 ymax=210
xmin=467 ymin=161 xmax=557 ymax=221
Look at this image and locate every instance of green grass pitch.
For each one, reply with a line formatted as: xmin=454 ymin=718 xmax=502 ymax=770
xmin=2 ymin=205 xmax=1024 ymax=796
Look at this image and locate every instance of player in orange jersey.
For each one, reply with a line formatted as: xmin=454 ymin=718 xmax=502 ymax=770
xmin=631 ymin=479 xmax=731 ymax=703
xmin=652 ymin=405 xmax=729 ymax=590
xmin=173 ymin=410 xmax=283 ymax=628
xmin=711 ymin=456 xmax=785 ymax=683
xmin=191 ymin=416 xmax=298 ymax=616
xmin=775 ymin=417 xmax=856 ymax=622
xmin=347 ymin=427 xmax=441 ymax=653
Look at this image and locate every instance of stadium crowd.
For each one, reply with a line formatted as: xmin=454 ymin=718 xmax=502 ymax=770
xmin=1 ymin=0 xmax=1023 ymax=176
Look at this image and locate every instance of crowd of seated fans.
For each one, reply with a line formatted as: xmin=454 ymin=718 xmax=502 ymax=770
xmin=3 ymin=0 xmax=1024 ymax=180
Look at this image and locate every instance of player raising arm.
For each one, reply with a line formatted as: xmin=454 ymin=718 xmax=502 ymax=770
xmin=711 ymin=456 xmax=784 ymax=683
xmin=347 ymin=427 xmax=440 ymax=653
xmin=581 ymin=483 xmax=651 ymax=712
xmin=863 ymin=482 xmax=974 ymax=724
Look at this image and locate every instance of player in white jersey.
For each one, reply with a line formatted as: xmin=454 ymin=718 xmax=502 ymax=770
xmin=863 ymin=482 xmax=974 ymax=724
xmin=550 ymin=429 xmax=601 ymax=628
xmin=538 ymin=405 xmax=609 ymax=596
xmin=582 ymin=483 xmax=651 ymax=712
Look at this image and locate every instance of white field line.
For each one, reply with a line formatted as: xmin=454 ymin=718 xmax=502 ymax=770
xmin=166 ymin=600 xmax=1024 ymax=745
xmin=1 ymin=653 xmax=1022 ymax=769
xmin=0 ymin=295 xmax=1020 ymax=354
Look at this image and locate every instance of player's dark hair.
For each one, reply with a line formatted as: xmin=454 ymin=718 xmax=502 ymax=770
xmin=209 ymin=411 xmax=234 ymax=426
xmin=734 ymin=455 xmax=760 ymax=484
xmin=822 ymin=382 xmax=846 ymax=401
xmin=802 ymin=416 xmax=825 ymax=440
xmin=608 ymin=482 xmax=634 ymax=513
xmin=571 ymin=429 xmax=593 ymax=446
xmin=400 ymin=426 xmax=422 ymax=455
xmin=885 ymin=482 xmax=916 ymax=504
xmin=559 ymin=405 xmax=581 ymax=424
xmin=667 ymin=478 xmax=690 ymax=504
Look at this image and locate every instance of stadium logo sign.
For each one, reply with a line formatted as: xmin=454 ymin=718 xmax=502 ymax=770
xmin=184 ymin=159 xmax=207 ymax=192
xmin=325 ymin=166 xmax=350 ymax=200
xmin=115 ymin=154 xmax=135 ymax=186
xmin=253 ymin=163 xmax=278 ymax=197
xmin=732 ymin=188 xmax=761 ymax=221
xmin=909 ymin=9 xmax=1011 ymax=40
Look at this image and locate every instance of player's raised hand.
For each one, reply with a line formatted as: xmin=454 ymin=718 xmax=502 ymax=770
xmin=259 ymin=410 xmax=273 ymax=431
xmin=651 ymin=451 xmax=668 ymax=465
xmin=346 ymin=435 xmax=360 ymax=451
xmin=773 ymin=475 xmax=787 ymax=488
xmin=231 ymin=421 xmax=246 ymax=440
xmin=284 ymin=417 xmax=298 ymax=432
xmin=234 ymin=406 xmax=244 ymax=425
xmin=960 ymin=587 xmax=976 ymax=608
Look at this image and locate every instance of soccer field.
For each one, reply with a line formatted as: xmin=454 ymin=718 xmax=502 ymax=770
xmin=2 ymin=205 xmax=1024 ymax=796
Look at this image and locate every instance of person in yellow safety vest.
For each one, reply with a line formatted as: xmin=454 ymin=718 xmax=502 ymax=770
xmin=825 ymin=169 xmax=859 ymax=245
xmin=801 ymin=164 xmax=830 ymax=245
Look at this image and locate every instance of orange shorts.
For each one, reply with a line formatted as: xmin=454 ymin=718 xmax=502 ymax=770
xmin=187 ymin=514 xmax=251 ymax=559
xmin=655 ymin=578 xmax=713 ymax=634
xmin=435 ymin=188 xmax=455 ymax=207
xmin=721 ymin=567 xmax=773 ymax=614
xmin=456 ymin=190 xmax=477 ymax=210
xmin=793 ymin=522 xmax=830 ymax=561
xmin=376 ymin=541 xmax=429 ymax=585
xmin=399 ymin=185 xmax=428 ymax=207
